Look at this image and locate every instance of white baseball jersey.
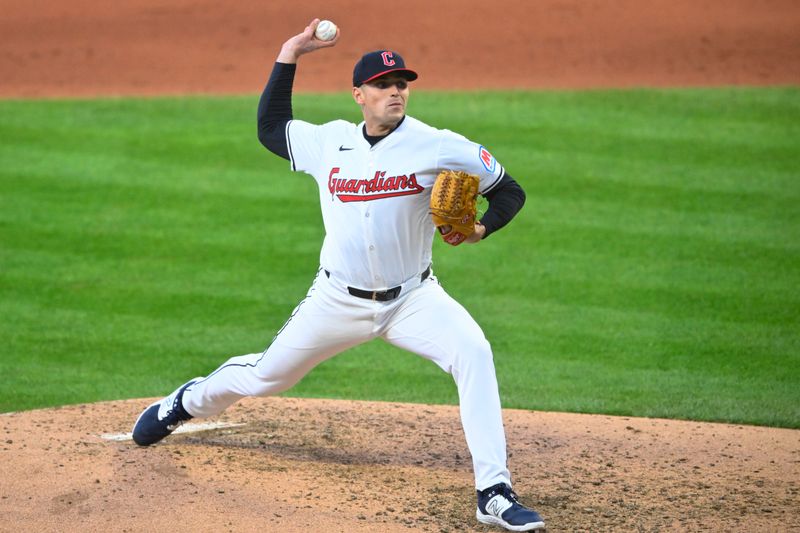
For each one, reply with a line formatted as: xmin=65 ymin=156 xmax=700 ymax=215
xmin=285 ymin=115 xmax=504 ymax=290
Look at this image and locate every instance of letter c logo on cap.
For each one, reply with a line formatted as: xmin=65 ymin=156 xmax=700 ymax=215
xmin=381 ymin=51 xmax=395 ymax=67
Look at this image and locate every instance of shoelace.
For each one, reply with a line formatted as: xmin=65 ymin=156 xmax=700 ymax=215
xmin=483 ymin=483 xmax=520 ymax=504
xmin=164 ymin=407 xmax=190 ymax=431
xmin=161 ymin=398 xmax=185 ymax=427
xmin=161 ymin=385 xmax=193 ymax=425
xmin=163 ymin=408 xmax=180 ymax=429
xmin=500 ymin=486 xmax=520 ymax=504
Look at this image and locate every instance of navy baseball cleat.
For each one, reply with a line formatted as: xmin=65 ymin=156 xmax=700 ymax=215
xmin=476 ymin=483 xmax=546 ymax=532
xmin=132 ymin=378 xmax=201 ymax=446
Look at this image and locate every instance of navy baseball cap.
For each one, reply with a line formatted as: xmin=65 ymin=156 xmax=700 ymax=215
xmin=353 ymin=50 xmax=418 ymax=87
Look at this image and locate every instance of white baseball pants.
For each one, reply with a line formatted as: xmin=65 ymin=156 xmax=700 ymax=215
xmin=182 ymin=268 xmax=511 ymax=490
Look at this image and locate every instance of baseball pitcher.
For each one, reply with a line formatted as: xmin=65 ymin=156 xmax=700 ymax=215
xmin=132 ymin=19 xmax=544 ymax=532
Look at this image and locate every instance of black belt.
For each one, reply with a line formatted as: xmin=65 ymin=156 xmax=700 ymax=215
xmin=324 ymin=266 xmax=431 ymax=302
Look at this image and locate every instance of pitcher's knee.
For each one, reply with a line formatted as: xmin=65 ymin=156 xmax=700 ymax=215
xmin=453 ymin=337 xmax=494 ymax=371
xmin=252 ymin=361 xmax=311 ymax=397
xmin=250 ymin=369 xmax=303 ymax=397
xmin=470 ymin=335 xmax=493 ymax=356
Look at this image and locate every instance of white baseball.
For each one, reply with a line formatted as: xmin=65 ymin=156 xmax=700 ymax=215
xmin=315 ymin=20 xmax=337 ymax=42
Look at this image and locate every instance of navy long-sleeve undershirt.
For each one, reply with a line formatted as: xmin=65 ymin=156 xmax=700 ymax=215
xmin=257 ymin=62 xmax=296 ymax=160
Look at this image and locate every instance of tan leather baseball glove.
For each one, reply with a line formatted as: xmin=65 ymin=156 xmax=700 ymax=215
xmin=430 ymin=170 xmax=480 ymax=246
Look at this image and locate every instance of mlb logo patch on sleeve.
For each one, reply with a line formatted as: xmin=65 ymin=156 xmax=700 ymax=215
xmin=479 ymin=146 xmax=496 ymax=172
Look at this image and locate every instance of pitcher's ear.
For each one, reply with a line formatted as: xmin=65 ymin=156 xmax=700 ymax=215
xmin=352 ymin=86 xmax=365 ymax=105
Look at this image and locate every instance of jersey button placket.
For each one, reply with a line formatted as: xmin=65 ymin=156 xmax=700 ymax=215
xmin=362 ymin=155 xmax=382 ymax=289
xmin=364 ymin=211 xmax=381 ymax=286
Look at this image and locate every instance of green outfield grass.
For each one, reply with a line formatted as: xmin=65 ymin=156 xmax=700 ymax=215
xmin=1 ymin=88 xmax=798 ymax=427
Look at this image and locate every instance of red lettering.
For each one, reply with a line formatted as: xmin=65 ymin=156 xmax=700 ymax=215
xmin=325 ymin=169 xmax=425 ymax=202
xmin=328 ymin=167 xmax=340 ymax=195
xmin=370 ymin=171 xmax=386 ymax=193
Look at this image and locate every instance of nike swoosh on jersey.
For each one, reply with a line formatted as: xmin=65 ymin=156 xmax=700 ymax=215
xmin=339 ymin=145 xmax=354 ymax=151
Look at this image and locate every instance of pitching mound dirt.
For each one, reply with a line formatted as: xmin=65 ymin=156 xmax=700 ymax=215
xmin=1 ymin=397 xmax=798 ymax=532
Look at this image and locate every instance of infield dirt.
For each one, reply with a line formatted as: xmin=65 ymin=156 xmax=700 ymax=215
xmin=2 ymin=397 xmax=799 ymax=532
xmin=1 ymin=1 xmax=799 ymax=532
xmin=1 ymin=0 xmax=799 ymax=97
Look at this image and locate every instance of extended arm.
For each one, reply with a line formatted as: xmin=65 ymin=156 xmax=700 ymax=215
xmin=256 ymin=19 xmax=339 ymax=159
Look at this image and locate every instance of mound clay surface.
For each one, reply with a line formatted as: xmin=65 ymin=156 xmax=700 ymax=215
xmin=2 ymin=398 xmax=799 ymax=532
xmin=1 ymin=0 xmax=799 ymax=531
